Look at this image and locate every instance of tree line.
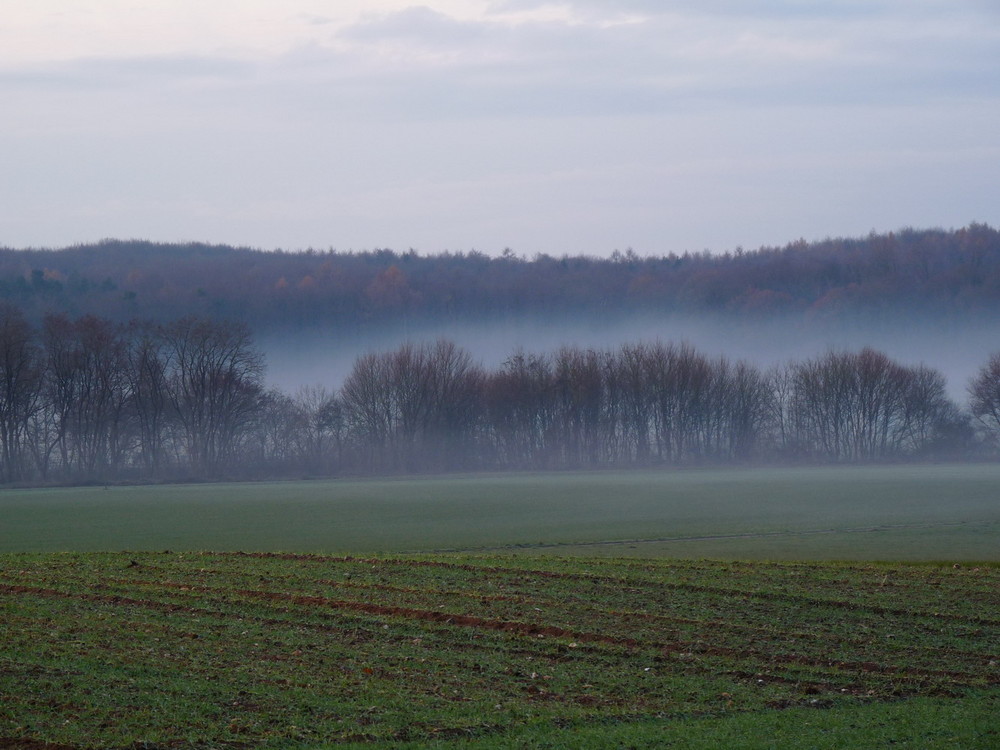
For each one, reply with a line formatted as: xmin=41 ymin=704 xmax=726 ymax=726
xmin=2 ymin=224 xmax=999 ymax=333
xmin=3 ymin=306 xmax=1000 ymax=485
xmin=0 ymin=308 xmax=266 ymax=484
xmin=341 ymin=340 xmax=976 ymax=473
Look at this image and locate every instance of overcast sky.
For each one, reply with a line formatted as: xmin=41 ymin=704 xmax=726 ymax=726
xmin=2 ymin=1 xmax=998 ymax=256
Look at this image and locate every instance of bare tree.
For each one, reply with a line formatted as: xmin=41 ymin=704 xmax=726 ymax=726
xmin=612 ymin=343 xmax=654 ymax=464
xmin=40 ymin=315 xmax=131 ymax=480
xmin=125 ymin=322 xmax=171 ymax=476
xmin=765 ymin=362 xmax=797 ymax=457
xmin=789 ymin=348 xmax=953 ymax=462
xmin=484 ymin=350 xmax=556 ymax=469
xmin=899 ymin=364 xmax=957 ymax=455
xmin=551 ymin=347 xmax=606 ymax=467
xmin=341 ymin=340 xmax=482 ymax=472
xmin=0 ymin=306 xmax=43 ymax=482
xmin=720 ymin=359 xmax=774 ymax=461
xmin=420 ymin=339 xmax=484 ymax=469
xmin=161 ymin=317 xmax=265 ymax=476
xmin=969 ymin=352 xmax=1000 ymax=448
xmin=245 ymin=388 xmax=306 ymax=476
xmin=293 ymin=385 xmax=344 ymax=474
xmin=0 ymin=297 xmax=981 ymax=481
xmin=645 ymin=342 xmax=714 ymax=463
xmin=341 ymin=349 xmax=397 ymax=472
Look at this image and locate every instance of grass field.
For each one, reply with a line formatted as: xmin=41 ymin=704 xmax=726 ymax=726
xmin=2 ymin=464 xmax=999 ymax=560
xmin=2 ymin=465 xmax=999 ymax=747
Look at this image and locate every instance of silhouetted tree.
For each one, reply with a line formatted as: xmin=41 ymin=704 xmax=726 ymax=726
xmin=341 ymin=340 xmax=482 ymax=472
xmin=720 ymin=359 xmax=774 ymax=460
xmin=125 ymin=322 xmax=170 ymax=476
xmin=293 ymin=385 xmax=344 ymax=474
xmin=0 ymin=303 xmax=982 ymax=481
xmin=969 ymin=352 xmax=1000 ymax=448
xmin=162 ymin=317 xmax=265 ymax=475
xmin=40 ymin=315 xmax=130 ymax=479
xmin=0 ymin=306 xmax=43 ymax=482
xmin=788 ymin=348 xmax=958 ymax=461
xmin=484 ymin=351 xmax=556 ymax=469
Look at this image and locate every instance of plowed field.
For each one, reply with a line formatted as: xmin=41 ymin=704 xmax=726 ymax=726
xmin=1 ymin=553 xmax=998 ymax=748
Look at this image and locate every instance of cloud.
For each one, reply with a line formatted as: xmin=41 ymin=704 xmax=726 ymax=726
xmin=344 ymin=6 xmax=484 ymax=42
xmin=266 ymin=1 xmax=994 ymax=124
xmin=0 ymin=1 xmax=997 ymax=253
xmin=489 ymin=0 xmax=948 ymax=21
xmin=0 ymin=55 xmax=253 ymax=92
xmin=4 ymin=2 xmax=995 ymax=120
xmin=298 ymin=13 xmax=336 ymax=27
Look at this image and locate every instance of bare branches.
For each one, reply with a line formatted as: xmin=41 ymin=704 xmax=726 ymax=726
xmin=0 ymin=308 xmax=986 ymax=483
xmin=969 ymin=353 xmax=1000 ymax=446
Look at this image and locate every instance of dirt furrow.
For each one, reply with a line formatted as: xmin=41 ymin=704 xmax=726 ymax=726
xmin=218 ymin=553 xmax=1000 ymax=627
xmin=231 ymin=587 xmax=640 ymax=647
xmin=4 ymin=581 xmax=993 ymax=689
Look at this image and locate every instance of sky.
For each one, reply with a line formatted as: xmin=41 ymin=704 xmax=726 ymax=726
xmin=1 ymin=1 xmax=998 ymax=256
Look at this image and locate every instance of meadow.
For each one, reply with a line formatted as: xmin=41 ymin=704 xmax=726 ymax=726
xmin=2 ymin=463 xmax=1000 ymax=560
xmin=2 ymin=464 xmax=998 ymax=748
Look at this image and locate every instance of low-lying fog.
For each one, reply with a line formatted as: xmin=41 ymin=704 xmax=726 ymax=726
xmin=261 ymin=314 xmax=998 ymax=404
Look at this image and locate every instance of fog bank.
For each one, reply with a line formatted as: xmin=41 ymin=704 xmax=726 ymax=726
xmin=262 ymin=313 xmax=996 ymax=403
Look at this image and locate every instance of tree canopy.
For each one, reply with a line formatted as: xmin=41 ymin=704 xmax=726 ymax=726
xmin=1 ymin=225 xmax=997 ymax=334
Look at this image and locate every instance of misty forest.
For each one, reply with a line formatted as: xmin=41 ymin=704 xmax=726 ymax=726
xmin=2 ymin=223 xmax=1000 ymax=484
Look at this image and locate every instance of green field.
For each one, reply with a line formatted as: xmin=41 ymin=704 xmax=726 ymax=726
xmin=2 ymin=464 xmax=999 ymax=559
xmin=3 ymin=465 xmax=999 ymax=748
xmin=1 ymin=553 xmax=998 ymax=748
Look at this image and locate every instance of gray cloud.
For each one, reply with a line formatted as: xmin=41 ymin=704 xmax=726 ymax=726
xmin=316 ymin=1 xmax=999 ymax=121
xmin=4 ymin=2 xmax=994 ymax=117
xmin=489 ymin=0 xmax=961 ymax=21
xmin=0 ymin=1 xmax=997 ymax=254
xmin=341 ymin=6 xmax=490 ymax=44
xmin=0 ymin=55 xmax=254 ymax=92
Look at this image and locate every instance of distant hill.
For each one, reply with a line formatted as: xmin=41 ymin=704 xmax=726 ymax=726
xmin=1 ymin=224 xmax=998 ymax=335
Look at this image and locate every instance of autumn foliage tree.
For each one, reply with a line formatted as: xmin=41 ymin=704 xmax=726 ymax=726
xmin=1 ymin=225 xmax=999 ymax=336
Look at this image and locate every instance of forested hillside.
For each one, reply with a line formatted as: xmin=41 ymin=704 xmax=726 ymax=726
xmin=1 ymin=224 xmax=998 ymax=333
